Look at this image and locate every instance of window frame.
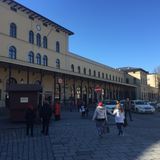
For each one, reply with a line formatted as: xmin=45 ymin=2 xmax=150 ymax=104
xmin=10 ymin=23 xmax=17 ymax=38
xmin=9 ymin=46 xmax=16 ymax=59
xmin=29 ymin=30 xmax=34 ymax=44
xmin=28 ymin=51 xmax=34 ymax=63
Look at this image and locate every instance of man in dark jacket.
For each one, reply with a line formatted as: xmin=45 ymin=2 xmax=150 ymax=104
xmin=25 ymin=104 xmax=36 ymax=137
xmin=40 ymin=100 xmax=52 ymax=135
xmin=124 ymin=98 xmax=133 ymax=122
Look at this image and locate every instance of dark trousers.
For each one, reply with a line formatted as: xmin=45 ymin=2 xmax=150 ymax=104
xmin=125 ymin=110 xmax=133 ymax=121
xmin=55 ymin=115 xmax=60 ymax=121
xmin=42 ymin=120 xmax=49 ymax=135
xmin=26 ymin=122 xmax=33 ymax=136
xmin=116 ymin=123 xmax=123 ymax=135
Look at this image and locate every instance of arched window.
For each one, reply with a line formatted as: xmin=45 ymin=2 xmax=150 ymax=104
xmin=56 ymin=59 xmax=60 ymax=68
xmin=43 ymin=36 xmax=48 ymax=48
xmin=71 ymin=64 xmax=74 ymax=72
xmin=89 ymin=69 xmax=91 ymax=76
xmin=29 ymin=30 xmax=34 ymax=44
xmin=9 ymin=46 xmax=16 ymax=59
xmin=10 ymin=23 xmax=17 ymax=38
xmin=56 ymin=41 xmax=60 ymax=52
xmin=36 ymin=53 xmax=41 ymax=65
xmin=36 ymin=33 xmax=41 ymax=47
xmin=84 ymin=68 xmax=86 ymax=75
xmin=28 ymin=51 xmax=34 ymax=63
xmin=6 ymin=77 xmax=17 ymax=87
xmin=43 ymin=55 xmax=48 ymax=66
xmin=78 ymin=66 xmax=81 ymax=73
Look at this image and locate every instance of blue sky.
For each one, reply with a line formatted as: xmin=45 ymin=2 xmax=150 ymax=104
xmin=16 ymin=0 xmax=160 ymax=73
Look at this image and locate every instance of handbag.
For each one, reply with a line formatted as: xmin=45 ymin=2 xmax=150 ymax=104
xmin=103 ymin=121 xmax=110 ymax=133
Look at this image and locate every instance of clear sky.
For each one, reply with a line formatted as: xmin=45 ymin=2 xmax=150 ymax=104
xmin=16 ymin=0 xmax=160 ymax=73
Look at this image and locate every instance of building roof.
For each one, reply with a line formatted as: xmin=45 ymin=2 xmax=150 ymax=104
xmin=118 ymin=67 xmax=149 ymax=74
xmin=1 ymin=0 xmax=74 ymax=35
xmin=6 ymin=84 xmax=42 ymax=92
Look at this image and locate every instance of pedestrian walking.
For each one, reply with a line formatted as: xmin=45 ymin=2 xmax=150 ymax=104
xmin=25 ymin=103 xmax=36 ymax=137
xmin=112 ymin=100 xmax=125 ymax=136
xmin=92 ymin=102 xmax=108 ymax=137
xmin=79 ymin=102 xmax=86 ymax=118
xmin=54 ymin=100 xmax=61 ymax=121
xmin=40 ymin=100 xmax=52 ymax=135
xmin=124 ymin=97 xmax=133 ymax=123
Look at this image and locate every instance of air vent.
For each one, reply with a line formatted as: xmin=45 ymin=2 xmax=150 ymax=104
xmin=10 ymin=7 xmax=17 ymax=12
xmin=56 ymin=29 xmax=60 ymax=32
xmin=29 ymin=16 xmax=34 ymax=20
xmin=43 ymin=23 xmax=48 ymax=27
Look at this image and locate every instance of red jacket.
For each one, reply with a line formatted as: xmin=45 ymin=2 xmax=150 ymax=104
xmin=54 ymin=103 xmax=60 ymax=115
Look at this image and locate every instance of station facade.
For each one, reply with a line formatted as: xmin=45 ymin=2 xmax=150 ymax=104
xmin=0 ymin=0 xmax=156 ymax=107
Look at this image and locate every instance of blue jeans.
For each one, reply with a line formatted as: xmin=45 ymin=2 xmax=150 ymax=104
xmin=96 ymin=119 xmax=106 ymax=136
xmin=116 ymin=123 xmax=123 ymax=135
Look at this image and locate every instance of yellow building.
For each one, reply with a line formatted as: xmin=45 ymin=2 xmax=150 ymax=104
xmin=147 ymin=74 xmax=160 ymax=101
xmin=119 ymin=67 xmax=160 ymax=101
xmin=0 ymin=0 xmax=138 ymax=107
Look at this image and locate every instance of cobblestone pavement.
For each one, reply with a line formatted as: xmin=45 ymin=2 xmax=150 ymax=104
xmin=0 ymin=110 xmax=160 ymax=160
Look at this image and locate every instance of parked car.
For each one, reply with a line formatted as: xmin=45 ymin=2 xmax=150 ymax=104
xmin=103 ymin=99 xmax=117 ymax=113
xmin=156 ymin=103 xmax=160 ymax=111
xmin=148 ymin=101 xmax=157 ymax=109
xmin=132 ymin=100 xmax=155 ymax=113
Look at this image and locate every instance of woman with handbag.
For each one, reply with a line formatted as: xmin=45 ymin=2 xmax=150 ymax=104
xmin=92 ymin=102 xmax=108 ymax=137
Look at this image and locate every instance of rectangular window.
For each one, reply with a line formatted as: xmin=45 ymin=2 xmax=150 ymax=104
xmin=102 ymin=73 xmax=104 ymax=78
xmin=106 ymin=74 xmax=108 ymax=79
xmin=133 ymin=78 xmax=136 ymax=84
xmin=98 ymin=72 xmax=100 ymax=78
xmin=0 ymin=90 xmax=1 ymax=100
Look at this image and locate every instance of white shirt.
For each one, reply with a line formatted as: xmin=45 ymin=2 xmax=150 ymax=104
xmin=113 ymin=108 xmax=125 ymax=123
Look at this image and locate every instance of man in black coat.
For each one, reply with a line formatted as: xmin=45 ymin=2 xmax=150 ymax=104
xmin=124 ymin=98 xmax=133 ymax=122
xmin=40 ymin=100 xmax=52 ymax=135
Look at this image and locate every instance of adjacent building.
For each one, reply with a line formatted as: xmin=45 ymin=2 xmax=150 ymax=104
xmin=147 ymin=73 xmax=160 ymax=101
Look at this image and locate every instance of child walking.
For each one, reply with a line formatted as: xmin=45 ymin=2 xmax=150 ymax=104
xmin=112 ymin=100 xmax=125 ymax=136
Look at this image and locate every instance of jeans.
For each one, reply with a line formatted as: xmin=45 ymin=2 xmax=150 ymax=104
xmin=125 ymin=110 xmax=133 ymax=121
xmin=116 ymin=123 xmax=123 ymax=135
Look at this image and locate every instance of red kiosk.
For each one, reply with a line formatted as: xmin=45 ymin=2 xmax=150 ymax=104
xmin=6 ymin=84 xmax=42 ymax=122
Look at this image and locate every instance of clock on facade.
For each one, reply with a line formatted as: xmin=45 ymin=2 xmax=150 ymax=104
xmin=36 ymin=25 xmax=41 ymax=31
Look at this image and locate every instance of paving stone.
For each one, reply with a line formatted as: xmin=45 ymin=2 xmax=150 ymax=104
xmin=0 ymin=111 xmax=160 ymax=160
